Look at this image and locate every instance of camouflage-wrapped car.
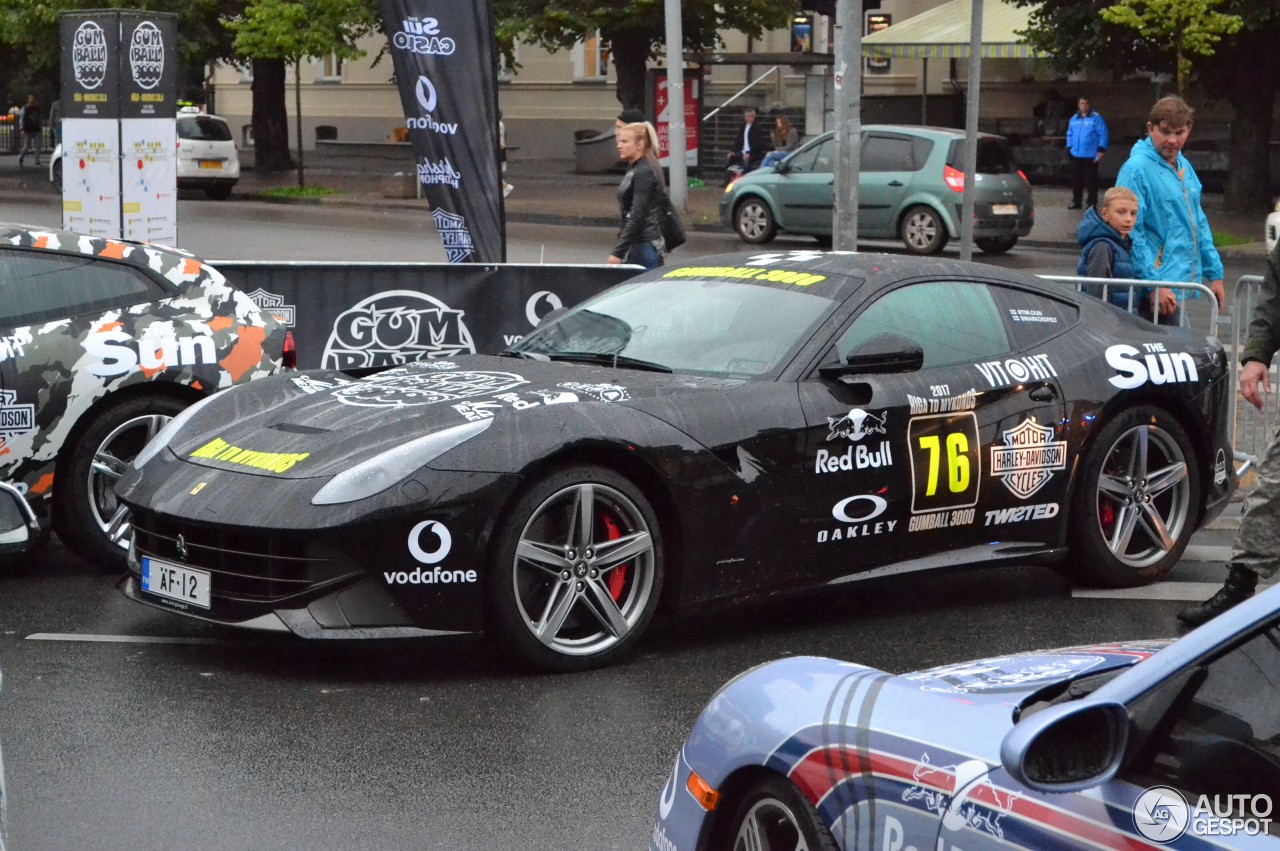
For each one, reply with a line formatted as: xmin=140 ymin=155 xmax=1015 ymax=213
xmin=0 ymin=224 xmax=287 ymax=568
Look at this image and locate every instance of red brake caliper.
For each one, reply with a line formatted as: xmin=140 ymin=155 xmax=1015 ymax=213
xmin=601 ymin=514 xmax=628 ymax=600
xmin=1099 ymin=466 xmax=1115 ymax=532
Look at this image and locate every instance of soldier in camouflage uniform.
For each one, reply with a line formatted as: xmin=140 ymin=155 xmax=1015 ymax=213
xmin=1179 ymin=240 xmax=1280 ymax=626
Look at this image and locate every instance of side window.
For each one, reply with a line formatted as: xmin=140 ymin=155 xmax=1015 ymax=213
xmin=787 ymin=139 xmax=832 ymax=174
xmin=861 ymin=134 xmax=914 ymax=172
xmin=1132 ymin=626 xmax=1280 ymax=815
xmin=989 ymin=285 xmax=1079 ymax=349
xmin=834 ymin=281 xmax=1011 ymax=369
xmin=0 ymin=251 xmax=163 ymax=328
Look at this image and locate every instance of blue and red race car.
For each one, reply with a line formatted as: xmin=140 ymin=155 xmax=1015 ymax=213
xmin=652 ymin=582 xmax=1280 ymax=850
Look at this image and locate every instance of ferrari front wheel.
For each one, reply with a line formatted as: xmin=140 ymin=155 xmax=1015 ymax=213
xmin=724 ymin=774 xmax=838 ymax=851
xmin=1069 ymin=406 xmax=1198 ymax=587
xmin=487 ymin=465 xmax=663 ymax=672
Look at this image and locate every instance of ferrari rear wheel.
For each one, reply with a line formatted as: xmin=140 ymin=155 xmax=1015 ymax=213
xmin=726 ymin=775 xmax=838 ymax=851
xmin=488 ymin=465 xmax=663 ymax=671
xmin=1069 ymin=406 xmax=1199 ymax=587
xmin=54 ymin=394 xmax=187 ymax=571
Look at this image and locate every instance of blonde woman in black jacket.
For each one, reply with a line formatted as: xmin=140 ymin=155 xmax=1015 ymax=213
xmin=607 ymin=122 xmax=666 ymax=269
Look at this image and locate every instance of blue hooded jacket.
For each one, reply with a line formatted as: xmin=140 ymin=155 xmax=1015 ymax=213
xmin=1115 ymin=136 xmax=1223 ymax=299
xmin=1076 ymin=206 xmax=1140 ymax=309
xmin=1065 ymin=110 xmax=1108 ymax=159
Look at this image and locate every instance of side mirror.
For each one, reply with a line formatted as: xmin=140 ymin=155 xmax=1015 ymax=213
xmin=0 ymin=482 xmax=36 ymax=555
xmin=1000 ymin=700 xmax=1129 ymax=794
xmin=774 ymin=160 xmax=790 ymax=175
xmin=819 ymin=333 xmax=924 ymax=378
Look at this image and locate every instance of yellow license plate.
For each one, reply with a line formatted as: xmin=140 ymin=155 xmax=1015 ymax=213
xmin=198 ymin=160 xmax=222 ymax=169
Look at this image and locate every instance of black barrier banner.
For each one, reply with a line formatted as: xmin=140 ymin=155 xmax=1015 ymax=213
xmin=119 ymin=11 xmax=177 ymax=119
xmin=61 ymin=13 xmax=120 ymax=119
xmin=379 ymin=0 xmax=505 ymax=264
xmin=214 ymin=263 xmax=641 ymax=370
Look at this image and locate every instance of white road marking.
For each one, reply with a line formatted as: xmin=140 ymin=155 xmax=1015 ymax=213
xmin=1180 ymin=544 xmax=1231 ymax=562
xmin=25 ymin=633 xmax=231 ymax=645
xmin=1074 ymin=581 xmax=1276 ymax=601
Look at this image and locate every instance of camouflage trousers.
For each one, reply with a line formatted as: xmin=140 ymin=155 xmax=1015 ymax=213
xmin=1231 ymin=425 xmax=1280 ymax=580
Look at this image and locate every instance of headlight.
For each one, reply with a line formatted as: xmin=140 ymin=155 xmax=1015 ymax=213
xmin=724 ymin=182 xmax=736 ymax=195
xmin=131 ymin=391 xmax=222 ymax=470
xmin=311 ymin=418 xmax=492 ymax=505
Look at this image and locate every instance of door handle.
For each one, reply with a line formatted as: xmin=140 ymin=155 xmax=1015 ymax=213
xmin=887 ymin=180 xmax=904 ymax=187
xmin=1029 ymin=385 xmax=1057 ymax=402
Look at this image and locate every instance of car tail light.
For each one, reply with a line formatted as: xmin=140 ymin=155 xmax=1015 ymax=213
xmin=282 ymin=330 xmax=297 ymax=371
xmin=1018 ymin=169 xmax=1029 ymax=184
xmin=943 ymin=165 xmax=964 ymax=192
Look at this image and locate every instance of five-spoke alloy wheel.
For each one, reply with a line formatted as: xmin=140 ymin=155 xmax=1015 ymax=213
xmin=721 ymin=775 xmax=838 ymax=851
xmin=488 ymin=465 xmax=663 ymax=671
xmin=1070 ymin=406 xmax=1198 ymax=587
xmin=734 ymin=197 xmax=778 ymax=244
xmin=54 ymin=395 xmax=187 ymax=570
xmin=900 ymin=205 xmax=948 ymax=254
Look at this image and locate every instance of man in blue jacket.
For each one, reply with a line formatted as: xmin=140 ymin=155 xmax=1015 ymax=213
xmin=1065 ymin=96 xmax=1107 ymax=210
xmin=1116 ymin=96 xmax=1225 ymax=325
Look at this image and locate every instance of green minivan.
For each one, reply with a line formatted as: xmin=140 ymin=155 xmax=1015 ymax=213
xmin=719 ymin=125 xmax=1034 ymax=255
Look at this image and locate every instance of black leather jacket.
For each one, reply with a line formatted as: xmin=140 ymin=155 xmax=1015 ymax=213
xmin=612 ymin=159 xmax=664 ymax=260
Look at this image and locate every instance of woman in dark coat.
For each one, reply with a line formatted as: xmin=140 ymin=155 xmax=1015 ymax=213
xmin=607 ymin=122 xmax=666 ymax=269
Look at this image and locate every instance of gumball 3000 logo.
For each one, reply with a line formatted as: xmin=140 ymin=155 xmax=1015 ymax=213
xmin=129 ymin=21 xmax=164 ymax=89
xmin=72 ymin=21 xmax=109 ymax=90
xmin=322 ymin=290 xmax=475 ymax=371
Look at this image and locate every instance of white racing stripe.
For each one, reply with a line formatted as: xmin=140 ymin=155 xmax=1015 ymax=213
xmin=25 ymin=633 xmax=232 ymax=645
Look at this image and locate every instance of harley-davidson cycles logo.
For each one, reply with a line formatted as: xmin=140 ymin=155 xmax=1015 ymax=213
xmin=246 ymin=288 xmax=295 ymax=327
xmin=128 ymin=21 xmax=164 ymax=89
xmin=990 ymin=418 xmax=1066 ymax=499
xmin=322 ymin=290 xmax=475 ymax=370
xmin=72 ymin=21 xmax=109 ymax=90
xmin=431 ymin=208 xmax=474 ymax=263
xmin=0 ymin=390 xmax=35 ymax=437
xmin=332 ymin=369 xmax=527 ymax=408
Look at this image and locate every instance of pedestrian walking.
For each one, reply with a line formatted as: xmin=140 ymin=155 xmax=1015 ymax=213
xmin=615 ymin=107 xmax=646 ymax=133
xmin=17 ymin=95 xmax=41 ymax=168
xmin=607 ymin=122 xmax=666 ymax=269
xmin=1065 ymin=97 xmax=1107 ymax=209
xmin=1178 ymin=239 xmax=1280 ymax=627
xmin=1115 ymin=95 xmax=1225 ymax=326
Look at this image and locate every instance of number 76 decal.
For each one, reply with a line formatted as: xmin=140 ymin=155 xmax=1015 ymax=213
xmin=908 ymin=413 xmax=981 ymax=513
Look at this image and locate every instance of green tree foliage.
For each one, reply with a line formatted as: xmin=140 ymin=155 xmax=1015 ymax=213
xmin=494 ymin=0 xmax=795 ymax=110
xmin=228 ymin=0 xmax=379 ymax=179
xmin=1101 ymin=0 xmax=1242 ymax=96
xmin=1015 ymin=0 xmax=1280 ymax=212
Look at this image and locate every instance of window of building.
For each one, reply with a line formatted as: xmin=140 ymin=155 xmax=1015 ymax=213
xmin=572 ymin=32 xmax=610 ymax=81
xmin=317 ymin=53 xmax=343 ymax=82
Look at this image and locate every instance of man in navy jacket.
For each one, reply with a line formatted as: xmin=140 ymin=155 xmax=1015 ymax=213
xmin=1066 ymin=97 xmax=1108 ymax=210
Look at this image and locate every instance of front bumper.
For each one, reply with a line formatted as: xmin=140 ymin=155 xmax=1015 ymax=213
xmin=120 ymin=570 xmax=475 ymax=639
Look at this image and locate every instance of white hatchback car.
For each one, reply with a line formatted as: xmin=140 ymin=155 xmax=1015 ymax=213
xmin=49 ymin=110 xmax=240 ymax=200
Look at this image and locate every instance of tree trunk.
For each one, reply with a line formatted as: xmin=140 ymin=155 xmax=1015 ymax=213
xmin=251 ymin=58 xmax=294 ymax=172
xmin=609 ymin=34 xmax=650 ymax=112
xmin=1222 ymin=57 xmax=1276 ymax=214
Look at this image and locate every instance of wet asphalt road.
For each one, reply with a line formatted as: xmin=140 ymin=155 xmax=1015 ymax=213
xmin=0 ymin=531 xmax=1224 ymax=851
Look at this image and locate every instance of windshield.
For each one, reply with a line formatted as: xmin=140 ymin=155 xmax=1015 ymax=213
xmin=511 ymin=279 xmax=837 ymax=378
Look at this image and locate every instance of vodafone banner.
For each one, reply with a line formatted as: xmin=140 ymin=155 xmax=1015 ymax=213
xmin=379 ymin=0 xmax=506 ymax=263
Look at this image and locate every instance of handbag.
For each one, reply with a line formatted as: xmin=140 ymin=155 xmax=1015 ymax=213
xmin=658 ymin=192 xmax=686 ymax=251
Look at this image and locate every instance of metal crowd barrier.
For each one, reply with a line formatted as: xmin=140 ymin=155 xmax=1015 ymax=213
xmin=1041 ymin=275 xmax=1261 ymax=475
xmin=1229 ymin=274 xmax=1270 ymax=475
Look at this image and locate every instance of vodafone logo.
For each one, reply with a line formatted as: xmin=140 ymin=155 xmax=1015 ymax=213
xmin=414 ymin=75 xmax=437 ymax=113
xmin=525 ymin=290 xmax=563 ymax=327
xmin=408 ymin=520 xmax=452 ymax=564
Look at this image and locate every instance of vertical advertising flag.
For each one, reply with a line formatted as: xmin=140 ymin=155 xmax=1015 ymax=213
xmin=379 ymin=0 xmax=506 ymax=263
xmin=119 ymin=12 xmax=178 ymax=245
xmin=61 ymin=12 xmax=122 ymax=237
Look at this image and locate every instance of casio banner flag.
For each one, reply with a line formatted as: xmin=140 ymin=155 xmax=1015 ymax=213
xmin=379 ymin=0 xmax=505 ymax=263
